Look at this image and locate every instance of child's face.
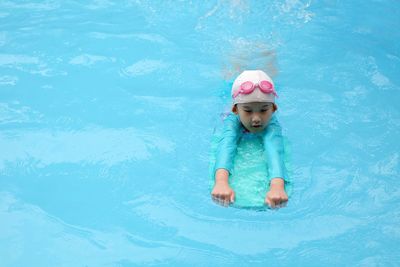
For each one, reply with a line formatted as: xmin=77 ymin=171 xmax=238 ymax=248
xmin=234 ymin=102 xmax=275 ymax=133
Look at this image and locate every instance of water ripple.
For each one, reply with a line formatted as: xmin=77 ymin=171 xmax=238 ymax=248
xmin=69 ymin=54 xmax=116 ymax=66
xmin=121 ymin=59 xmax=168 ymax=77
xmin=0 ymin=192 xmax=181 ymax=266
xmin=0 ymin=127 xmax=175 ymax=169
xmin=126 ymin=195 xmax=361 ymax=255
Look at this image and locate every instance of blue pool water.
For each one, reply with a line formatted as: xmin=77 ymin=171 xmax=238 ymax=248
xmin=1 ymin=1 xmax=399 ymax=266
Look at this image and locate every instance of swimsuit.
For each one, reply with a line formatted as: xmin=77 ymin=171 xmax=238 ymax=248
xmin=210 ymin=112 xmax=291 ymax=208
xmin=214 ymin=113 xmax=288 ymax=182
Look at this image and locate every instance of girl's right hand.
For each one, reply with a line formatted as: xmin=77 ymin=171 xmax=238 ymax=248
xmin=211 ymin=182 xmax=235 ymax=207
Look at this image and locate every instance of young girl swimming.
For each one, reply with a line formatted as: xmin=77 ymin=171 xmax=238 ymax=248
xmin=211 ymin=70 xmax=288 ymax=209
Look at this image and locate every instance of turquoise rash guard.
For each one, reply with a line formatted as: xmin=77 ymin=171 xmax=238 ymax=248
xmin=210 ymin=112 xmax=291 ymax=209
xmin=213 ymin=112 xmax=288 ymax=182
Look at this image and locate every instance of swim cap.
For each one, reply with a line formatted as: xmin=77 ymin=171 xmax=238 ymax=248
xmin=231 ymin=70 xmax=276 ymax=104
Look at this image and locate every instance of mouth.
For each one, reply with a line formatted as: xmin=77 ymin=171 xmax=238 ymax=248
xmin=252 ymin=125 xmax=262 ymax=128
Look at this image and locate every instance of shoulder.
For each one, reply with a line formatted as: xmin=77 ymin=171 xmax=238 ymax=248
xmin=267 ymin=114 xmax=281 ymax=127
xmin=219 ymin=112 xmax=244 ymax=135
xmin=269 ymin=114 xmax=279 ymax=123
xmin=222 ymin=112 xmax=241 ymax=128
xmin=223 ymin=112 xmax=239 ymax=122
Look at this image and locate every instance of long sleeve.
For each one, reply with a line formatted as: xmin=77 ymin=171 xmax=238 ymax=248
xmin=262 ymin=115 xmax=288 ymax=182
xmin=214 ymin=113 xmax=243 ymax=174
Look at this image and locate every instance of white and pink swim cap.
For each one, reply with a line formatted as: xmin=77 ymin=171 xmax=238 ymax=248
xmin=231 ymin=70 xmax=277 ymax=104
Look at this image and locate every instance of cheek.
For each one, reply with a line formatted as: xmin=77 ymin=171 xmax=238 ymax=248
xmin=238 ymin=111 xmax=249 ymax=119
xmin=240 ymin=116 xmax=251 ymax=124
xmin=238 ymin=114 xmax=251 ymax=125
xmin=262 ymin=112 xmax=273 ymax=122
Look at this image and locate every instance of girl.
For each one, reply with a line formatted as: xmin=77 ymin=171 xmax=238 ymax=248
xmin=211 ymin=70 xmax=288 ymax=209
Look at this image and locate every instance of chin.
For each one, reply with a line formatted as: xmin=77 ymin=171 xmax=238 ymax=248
xmin=249 ymin=126 xmax=265 ymax=133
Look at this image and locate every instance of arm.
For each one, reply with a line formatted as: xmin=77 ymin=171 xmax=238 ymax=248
xmin=211 ymin=113 xmax=242 ymax=205
xmin=262 ymin=115 xmax=288 ymax=208
xmin=214 ymin=113 xmax=243 ymax=174
xmin=262 ymin=114 xmax=287 ymax=182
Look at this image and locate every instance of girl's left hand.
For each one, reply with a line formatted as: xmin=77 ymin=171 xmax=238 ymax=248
xmin=265 ymin=178 xmax=288 ymax=209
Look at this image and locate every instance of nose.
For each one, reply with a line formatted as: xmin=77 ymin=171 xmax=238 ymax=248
xmin=252 ymin=114 xmax=261 ymax=125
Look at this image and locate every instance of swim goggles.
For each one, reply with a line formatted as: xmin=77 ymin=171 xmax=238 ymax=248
xmin=232 ymin=80 xmax=278 ymax=98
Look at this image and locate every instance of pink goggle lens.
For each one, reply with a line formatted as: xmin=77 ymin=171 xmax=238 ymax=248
xmin=259 ymin=80 xmax=273 ymax=90
xmin=240 ymin=81 xmax=255 ymax=93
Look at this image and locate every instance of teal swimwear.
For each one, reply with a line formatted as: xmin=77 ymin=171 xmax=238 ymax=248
xmin=210 ymin=113 xmax=291 ymax=209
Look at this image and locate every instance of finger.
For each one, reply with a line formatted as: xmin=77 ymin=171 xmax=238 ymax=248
xmin=265 ymin=197 xmax=274 ymax=208
xmin=212 ymin=195 xmax=219 ymax=202
xmin=212 ymin=195 xmax=223 ymax=206
xmin=276 ymin=199 xmax=285 ymax=209
xmin=219 ymin=194 xmax=231 ymax=206
xmin=276 ymin=202 xmax=283 ymax=209
xmin=276 ymin=199 xmax=288 ymax=209
xmin=212 ymin=195 xmax=218 ymax=203
xmin=270 ymin=200 xmax=277 ymax=209
xmin=230 ymin=191 xmax=235 ymax=203
xmin=212 ymin=197 xmax=220 ymax=206
xmin=281 ymin=194 xmax=288 ymax=202
xmin=215 ymin=194 xmax=223 ymax=202
xmin=276 ymin=196 xmax=288 ymax=207
xmin=222 ymin=195 xmax=230 ymax=207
